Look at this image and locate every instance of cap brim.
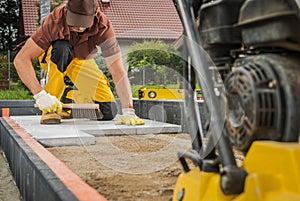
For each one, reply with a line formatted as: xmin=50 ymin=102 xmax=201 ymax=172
xmin=66 ymin=9 xmax=94 ymax=27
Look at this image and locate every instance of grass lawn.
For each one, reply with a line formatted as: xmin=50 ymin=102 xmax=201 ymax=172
xmin=0 ymin=84 xmax=183 ymax=100
xmin=0 ymin=89 xmax=33 ymax=100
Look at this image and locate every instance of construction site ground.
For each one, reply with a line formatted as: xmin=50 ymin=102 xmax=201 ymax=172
xmin=0 ymin=148 xmax=21 ymax=201
xmin=0 ymin=115 xmax=247 ymax=201
xmin=0 ymin=115 xmax=192 ymax=201
xmin=47 ymin=134 xmax=192 ymax=201
xmin=0 ymin=134 xmax=192 ymax=201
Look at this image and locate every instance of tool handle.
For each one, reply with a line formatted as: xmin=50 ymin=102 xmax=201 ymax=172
xmin=34 ymin=103 xmax=99 ymax=109
xmin=62 ymin=103 xmax=99 ymax=109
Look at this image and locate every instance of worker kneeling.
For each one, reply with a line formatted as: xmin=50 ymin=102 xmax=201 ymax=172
xmin=13 ymin=0 xmax=144 ymax=126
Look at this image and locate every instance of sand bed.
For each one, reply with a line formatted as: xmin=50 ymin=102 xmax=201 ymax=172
xmin=47 ymin=133 xmax=192 ymax=201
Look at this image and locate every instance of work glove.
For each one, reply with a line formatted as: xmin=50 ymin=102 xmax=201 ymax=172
xmin=33 ymin=90 xmax=62 ymax=113
xmin=115 ymin=108 xmax=144 ymax=126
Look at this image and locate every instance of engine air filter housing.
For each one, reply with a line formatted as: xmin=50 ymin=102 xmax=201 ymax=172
xmin=224 ymin=54 xmax=300 ymax=151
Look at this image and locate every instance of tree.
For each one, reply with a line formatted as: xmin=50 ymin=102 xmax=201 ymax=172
xmin=126 ymin=40 xmax=183 ymax=86
xmin=0 ymin=0 xmax=19 ymax=52
xmin=36 ymin=0 xmax=64 ymax=25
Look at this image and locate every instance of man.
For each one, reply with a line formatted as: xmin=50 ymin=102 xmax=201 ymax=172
xmin=14 ymin=0 xmax=144 ymax=125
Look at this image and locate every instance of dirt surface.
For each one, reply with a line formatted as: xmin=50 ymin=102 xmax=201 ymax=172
xmin=48 ymin=133 xmax=193 ymax=201
xmin=0 ymin=133 xmax=245 ymax=201
xmin=47 ymin=133 xmax=246 ymax=201
xmin=0 ymin=149 xmax=21 ymax=201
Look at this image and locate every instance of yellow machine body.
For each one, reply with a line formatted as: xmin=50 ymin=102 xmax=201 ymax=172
xmin=172 ymin=141 xmax=300 ymax=201
xmin=139 ymin=88 xmax=184 ymax=100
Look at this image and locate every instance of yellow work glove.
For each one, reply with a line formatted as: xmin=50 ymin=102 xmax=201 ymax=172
xmin=33 ymin=90 xmax=62 ymax=113
xmin=115 ymin=108 xmax=144 ymax=126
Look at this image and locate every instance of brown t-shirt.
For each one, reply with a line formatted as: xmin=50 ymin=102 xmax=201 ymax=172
xmin=31 ymin=5 xmax=120 ymax=59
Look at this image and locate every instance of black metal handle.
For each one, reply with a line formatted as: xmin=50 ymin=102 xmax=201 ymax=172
xmin=173 ymin=0 xmax=247 ymax=195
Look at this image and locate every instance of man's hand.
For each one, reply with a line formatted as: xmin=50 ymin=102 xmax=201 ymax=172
xmin=115 ymin=108 xmax=144 ymax=126
xmin=33 ymin=90 xmax=62 ymax=113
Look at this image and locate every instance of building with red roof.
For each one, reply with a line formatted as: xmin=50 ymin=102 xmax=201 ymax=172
xmin=18 ymin=0 xmax=183 ymax=51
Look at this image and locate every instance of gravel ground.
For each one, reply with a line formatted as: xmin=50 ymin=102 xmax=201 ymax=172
xmin=0 ymin=149 xmax=21 ymax=201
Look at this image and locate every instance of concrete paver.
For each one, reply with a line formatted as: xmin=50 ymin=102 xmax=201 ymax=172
xmin=10 ymin=115 xmax=182 ymax=147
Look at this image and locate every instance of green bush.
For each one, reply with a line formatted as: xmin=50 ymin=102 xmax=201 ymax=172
xmin=126 ymin=40 xmax=183 ymax=75
xmin=126 ymin=40 xmax=183 ymax=88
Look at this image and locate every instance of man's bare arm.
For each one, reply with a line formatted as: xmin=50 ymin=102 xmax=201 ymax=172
xmin=13 ymin=38 xmax=44 ymax=95
xmin=105 ymin=53 xmax=133 ymax=109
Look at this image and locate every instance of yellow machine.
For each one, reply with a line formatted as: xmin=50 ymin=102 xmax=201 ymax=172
xmin=138 ymin=88 xmax=184 ymax=100
xmin=172 ymin=0 xmax=300 ymax=200
xmin=138 ymin=87 xmax=203 ymax=101
xmin=173 ymin=141 xmax=300 ymax=201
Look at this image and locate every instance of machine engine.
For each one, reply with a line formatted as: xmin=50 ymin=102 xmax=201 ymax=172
xmin=198 ymin=0 xmax=300 ymax=151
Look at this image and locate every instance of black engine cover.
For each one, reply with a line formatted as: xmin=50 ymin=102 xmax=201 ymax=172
xmin=238 ymin=0 xmax=300 ymax=51
xmin=224 ymin=53 xmax=300 ymax=151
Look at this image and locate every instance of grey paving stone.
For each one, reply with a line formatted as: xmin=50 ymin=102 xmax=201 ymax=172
xmin=10 ymin=116 xmax=95 ymax=147
xmin=10 ymin=115 xmax=182 ymax=147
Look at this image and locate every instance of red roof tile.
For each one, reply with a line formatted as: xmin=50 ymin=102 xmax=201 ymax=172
xmin=21 ymin=0 xmax=39 ymax=37
xmin=99 ymin=0 xmax=183 ymax=40
xmin=20 ymin=0 xmax=183 ymax=40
